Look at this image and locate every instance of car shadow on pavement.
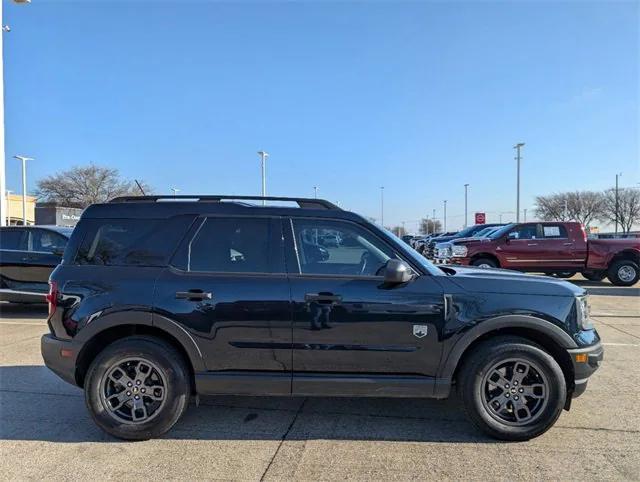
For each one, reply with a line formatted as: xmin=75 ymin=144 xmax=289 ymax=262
xmin=570 ymin=281 xmax=640 ymax=297
xmin=0 ymin=302 xmax=48 ymax=320
xmin=0 ymin=365 xmax=499 ymax=444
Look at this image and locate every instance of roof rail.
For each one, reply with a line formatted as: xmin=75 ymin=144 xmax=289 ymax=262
xmin=108 ymin=195 xmax=341 ymax=210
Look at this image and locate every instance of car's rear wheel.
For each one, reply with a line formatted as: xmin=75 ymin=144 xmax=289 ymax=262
xmin=471 ymin=258 xmax=498 ymax=268
xmin=581 ymin=270 xmax=606 ymax=281
xmin=458 ymin=336 xmax=566 ymax=441
xmin=553 ymin=272 xmax=576 ymax=279
xmin=85 ymin=336 xmax=191 ymax=440
xmin=607 ymin=259 xmax=639 ymax=286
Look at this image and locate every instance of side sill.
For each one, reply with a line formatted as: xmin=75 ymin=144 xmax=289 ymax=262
xmin=195 ymin=371 xmax=291 ymax=396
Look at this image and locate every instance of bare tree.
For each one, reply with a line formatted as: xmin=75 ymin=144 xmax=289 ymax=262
xmin=535 ymin=191 xmax=604 ymax=227
xmin=600 ymin=188 xmax=640 ymax=233
xmin=419 ymin=218 xmax=442 ymax=235
xmin=391 ymin=226 xmax=407 ymax=237
xmin=36 ymin=164 xmax=151 ymax=208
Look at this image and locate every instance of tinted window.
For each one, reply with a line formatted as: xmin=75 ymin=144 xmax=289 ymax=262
xmin=187 ymin=217 xmax=280 ymax=273
xmin=31 ymin=230 xmax=67 ymax=253
xmin=0 ymin=229 xmax=28 ymax=250
xmin=509 ymin=224 xmax=538 ymax=240
xmin=75 ymin=216 xmax=193 ymax=266
xmin=292 ymin=219 xmax=393 ymax=276
xmin=542 ymin=225 xmax=568 ymax=239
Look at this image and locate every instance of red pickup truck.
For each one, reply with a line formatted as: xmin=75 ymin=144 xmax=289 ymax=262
xmin=448 ymin=222 xmax=640 ymax=286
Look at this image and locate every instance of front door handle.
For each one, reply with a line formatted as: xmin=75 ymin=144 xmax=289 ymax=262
xmin=527 ymin=243 xmax=538 ymax=246
xmin=305 ymin=293 xmax=342 ymax=303
xmin=175 ymin=290 xmax=212 ymax=301
xmin=563 ymin=242 xmax=573 ymax=246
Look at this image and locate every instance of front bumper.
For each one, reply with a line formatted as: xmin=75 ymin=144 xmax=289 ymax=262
xmin=41 ymin=334 xmax=79 ymax=386
xmin=567 ymin=341 xmax=604 ymax=398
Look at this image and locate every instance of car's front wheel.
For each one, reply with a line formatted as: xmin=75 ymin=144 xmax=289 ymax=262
xmin=85 ymin=335 xmax=191 ymax=440
xmin=458 ymin=336 xmax=566 ymax=441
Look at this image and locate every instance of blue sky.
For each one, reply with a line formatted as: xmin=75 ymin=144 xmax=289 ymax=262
xmin=3 ymin=0 xmax=638 ymax=231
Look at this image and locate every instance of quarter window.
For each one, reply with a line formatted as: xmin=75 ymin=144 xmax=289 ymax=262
xmin=187 ymin=217 xmax=281 ymax=273
xmin=292 ymin=219 xmax=393 ymax=276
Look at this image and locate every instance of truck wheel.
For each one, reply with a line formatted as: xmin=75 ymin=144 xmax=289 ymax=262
xmin=607 ymin=259 xmax=640 ymax=286
xmin=85 ymin=336 xmax=191 ymax=440
xmin=472 ymin=258 xmax=497 ymax=268
xmin=458 ymin=336 xmax=566 ymax=441
xmin=581 ymin=271 xmax=606 ymax=282
xmin=553 ymin=272 xmax=576 ymax=279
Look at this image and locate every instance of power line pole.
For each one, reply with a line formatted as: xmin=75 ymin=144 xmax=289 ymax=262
xmin=380 ymin=186 xmax=384 ymax=227
xmin=514 ymin=143 xmax=525 ymax=222
xmin=615 ymin=173 xmax=622 ymax=235
xmin=257 ymin=151 xmax=269 ymax=206
xmin=464 ymin=183 xmax=469 ymax=227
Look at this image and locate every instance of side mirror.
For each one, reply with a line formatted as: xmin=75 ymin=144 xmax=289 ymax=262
xmin=52 ymin=247 xmax=65 ymax=256
xmin=507 ymin=232 xmax=518 ymax=242
xmin=383 ymin=259 xmax=413 ymax=284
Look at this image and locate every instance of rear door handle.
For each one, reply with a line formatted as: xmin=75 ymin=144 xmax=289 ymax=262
xmin=175 ymin=290 xmax=212 ymax=301
xmin=527 ymin=243 xmax=538 ymax=246
xmin=563 ymin=242 xmax=573 ymax=246
xmin=305 ymin=293 xmax=342 ymax=303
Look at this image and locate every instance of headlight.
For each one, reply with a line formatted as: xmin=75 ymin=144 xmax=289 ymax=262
xmin=576 ymin=295 xmax=593 ymax=330
xmin=451 ymin=245 xmax=468 ymax=257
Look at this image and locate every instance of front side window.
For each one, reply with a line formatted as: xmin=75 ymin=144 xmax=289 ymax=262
xmin=509 ymin=224 xmax=538 ymax=240
xmin=31 ymin=230 xmax=67 ymax=253
xmin=187 ymin=217 xmax=281 ymax=273
xmin=292 ymin=219 xmax=393 ymax=276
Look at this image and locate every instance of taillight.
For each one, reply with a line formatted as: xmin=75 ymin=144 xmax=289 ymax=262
xmin=45 ymin=281 xmax=58 ymax=318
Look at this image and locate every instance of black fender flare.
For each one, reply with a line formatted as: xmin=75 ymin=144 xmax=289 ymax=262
xmin=75 ymin=310 xmax=206 ymax=373
xmin=438 ymin=314 xmax=577 ymax=381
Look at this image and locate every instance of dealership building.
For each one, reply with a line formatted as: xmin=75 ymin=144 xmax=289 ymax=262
xmin=34 ymin=203 xmax=83 ymax=227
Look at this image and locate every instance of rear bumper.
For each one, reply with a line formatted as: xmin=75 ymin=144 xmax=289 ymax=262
xmin=567 ymin=341 xmax=604 ymax=398
xmin=41 ymin=334 xmax=79 ymax=386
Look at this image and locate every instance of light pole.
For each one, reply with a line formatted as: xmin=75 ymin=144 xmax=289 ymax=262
xmin=464 ymin=183 xmax=469 ymax=227
xmin=443 ymin=200 xmax=447 ymax=232
xmin=380 ymin=186 xmax=384 ymax=227
xmin=514 ymin=143 xmax=525 ymax=222
xmin=257 ymin=151 xmax=269 ymax=206
xmin=524 ymin=208 xmax=527 ymax=222
xmin=13 ymin=155 xmax=33 ymax=225
xmin=170 ymin=187 xmax=180 ymax=197
xmin=313 ymin=186 xmax=318 ymax=199
xmin=614 ymin=173 xmax=622 ymax=235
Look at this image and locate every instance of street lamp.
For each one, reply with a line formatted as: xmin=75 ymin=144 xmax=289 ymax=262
xmin=13 ymin=155 xmax=33 ymax=225
xmin=615 ymin=173 xmax=622 ymax=235
xmin=464 ymin=183 xmax=469 ymax=227
xmin=170 ymin=187 xmax=180 ymax=197
xmin=313 ymin=186 xmax=318 ymax=199
xmin=257 ymin=151 xmax=269 ymax=206
xmin=380 ymin=186 xmax=384 ymax=228
xmin=514 ymin=143 xmax=525 ymax=222
xmin=443 ymin=200 xmax=447 ymax=232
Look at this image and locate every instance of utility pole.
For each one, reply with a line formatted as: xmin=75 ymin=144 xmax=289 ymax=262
xmin=464 ymin=183 xmax=469 ymax=227
xmin=524 ymin=208 xmax=527 ymax=222
xmin=313 ymin=186 xmax=318 ymax=199
xmin=443 ymin=200 xmax=447 ymax=232
xmin=257 ymin=151 xmax=269 ymax=206
xmin=432 ymin=208 xmax=436 ymax=234
xmin=380 ymin=186 xmax=384 ymax=228
xmin=514 ymin=143 xmax=525 ymax=222
xmin=615 ymin=173 xmax=622 ymax=235
xmin=402 ymin=221 xmax=405 ymax=235
xmin=170 ymin=187 xmax=180 ymax=197
xmin=13 ymin=155 xmax=33 ymax=225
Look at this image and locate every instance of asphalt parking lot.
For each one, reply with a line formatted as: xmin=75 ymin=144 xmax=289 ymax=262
xmin=0 ymin=277 xmax=638 ymax=480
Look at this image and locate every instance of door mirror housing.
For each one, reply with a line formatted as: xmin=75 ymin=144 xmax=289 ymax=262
xmin=383 ymin=259 xmax=413 ymax=284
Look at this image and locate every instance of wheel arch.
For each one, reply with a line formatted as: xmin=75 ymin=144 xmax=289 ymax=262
xmin=470 ymin=252 xmax=501 ymax=267
xmin=440 ymin=315 xmax=577 ymax=394
xmin=608 ymin=249 xmax=640 ymax=268
xmin=74 ymin=312 xmax=205 ymax=390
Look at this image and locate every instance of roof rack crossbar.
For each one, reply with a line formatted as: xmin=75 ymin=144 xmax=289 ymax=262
xmin=109 ymin=195 xmax=340 ymax=210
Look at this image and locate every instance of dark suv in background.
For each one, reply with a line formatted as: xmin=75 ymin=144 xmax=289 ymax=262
xmin=0 ymin=225 xmax=72 ymax=303
xmin=42 ymin=195 xmax=603 ymax=441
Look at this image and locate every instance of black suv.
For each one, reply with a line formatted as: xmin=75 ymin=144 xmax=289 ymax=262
xmin=41 ymin=195 xmax=603 ymax=441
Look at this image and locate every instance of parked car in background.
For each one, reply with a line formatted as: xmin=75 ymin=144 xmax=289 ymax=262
xmin=434 ymin=226 xmax=503 ymax=263
xmin=0 ymin=225 xmax=73 ymax=303
xmin=41 ymin=195 xmax=602 ymax=442
xmin=448 ymin=222 xmax=640 ymax=286
xmin=424 ymin=225 xmax=502 ymax=259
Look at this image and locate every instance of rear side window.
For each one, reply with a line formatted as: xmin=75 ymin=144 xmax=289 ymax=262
xmin=74 ymin=216 xmax=193 ymax=266
xmin=0 ymin=230 xmax=28 ymax=250
xmin=542 ymin=225 xmax=568 ymax=239
xmin=31 ymin=230 xmax=67 ymax=253
xmin=181 ymin=217 xmax=282 ymax=273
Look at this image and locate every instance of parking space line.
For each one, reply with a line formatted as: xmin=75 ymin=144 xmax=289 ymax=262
xmin=602 ymin=342 xmax=640 ymax=347
xmin=0 ymin=321 xmax=46 ymax=326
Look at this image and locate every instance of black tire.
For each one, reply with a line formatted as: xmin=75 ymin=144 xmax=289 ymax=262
xmin=458 ymin=336 xmax=566 ymax=441
xmin=607 ymin=259 xmax=640 ymax=287
xmin=581 ymin=271 xmax=606 ymax=282
xmin=85 ymin=336 xmax=191 ymax=440
xmin=471 ymin=257 xmax=498 ymax=268
xmin=553 ymin=272 xmax=576 ymax=279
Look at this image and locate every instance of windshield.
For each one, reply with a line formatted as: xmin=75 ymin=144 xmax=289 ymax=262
xmin=475 ymin=227 xmax=496 ymax=237
xmin=489 ymin=223 xmax=516 ymax=239
xmin=454 ymin=225 xmax=477 ymax=238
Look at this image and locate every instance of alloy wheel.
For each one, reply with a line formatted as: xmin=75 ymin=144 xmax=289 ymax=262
xmin=618 ymin=265 xmax=637 ymax=283
xmin=480 ymin=358 xmax=549 ymax=426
